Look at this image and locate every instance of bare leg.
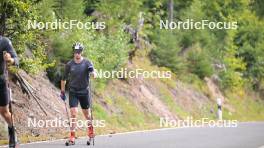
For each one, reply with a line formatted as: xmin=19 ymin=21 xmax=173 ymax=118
xmin=0 ymin=105 xmax=18 ymax=147
xmin=67 ymin=107 xmax=78 ymax=143
xmin=0 ymin=106 xmax=12 ymax=126
xmin=82 ymin=108 xmax=91 ymax=121
xmin=82 ymin=108 xmax=94 ymax=139
xmin=70 ymin=107 xmax=78 ymax=133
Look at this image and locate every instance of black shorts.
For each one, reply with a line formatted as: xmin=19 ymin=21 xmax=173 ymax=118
xmin=0 ymin=77 xmax=9 ymax=107
xmin=69 ymin=88 xmax=90 ymax=109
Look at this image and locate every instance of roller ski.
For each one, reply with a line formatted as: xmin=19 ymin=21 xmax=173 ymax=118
xmin=65 ymin=132 xmax=75 ymax=146
xmin=87 ymin=123 xmax=95 ymax=146
xmin=65 ymin=140 xmax=75 ymax=146
xmin=8 ymin=126 xmax=19 ymax=148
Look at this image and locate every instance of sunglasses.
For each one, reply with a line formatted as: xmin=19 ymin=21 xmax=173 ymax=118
xmin=74 ymin=50 xmax=82 ymax=54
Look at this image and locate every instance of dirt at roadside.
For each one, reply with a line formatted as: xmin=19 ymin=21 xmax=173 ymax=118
xmin=0 ymin=70 xmax=67 ymax=141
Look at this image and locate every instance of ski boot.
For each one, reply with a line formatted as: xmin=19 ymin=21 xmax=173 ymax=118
xmin=65 ymin=131 xmax=75 ymax=146
xmin=8 ymin=126 xmax=19 ymax=148
xmin=87 ymin=124 xmax=95 ymax=146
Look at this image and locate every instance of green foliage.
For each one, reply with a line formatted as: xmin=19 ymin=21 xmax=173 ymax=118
xmin=187 ymin=47 xmax=213 ymax=79
xmin=220 ymin=70 xmax=244 ymax=90
xmin=219 ymin=29 xmax=246 ymax=90
xmin=251 ymin=0 xmax=264 ymax=19
xmin=223 ymin=92 xmax=264 ymax=121
xmin=53 ymin=0 xmax=85 ymax=20
xmin=150 ymin=30 xmax=185 ymax=73
xmin=3 ymin=0 xmax=264 ymax=93
xmin=145 ymin=0 xmax=264 ymax=92
xmin=93 ymin=103 xmax=108 ymax=120
xmin=0 ymin=0 xmax=55 ymax=74
xmin=85 ymin=29 xmax=131 ymax=71
xmin=97 ymin=0 xmax=144 ymax=27
xmin=234 ymin=13 xmax=264 ymax=90
xmin=20 ymin=41 xmax=55 ymax=74
xmin=49 ymin=26 xmax=131 ymax=86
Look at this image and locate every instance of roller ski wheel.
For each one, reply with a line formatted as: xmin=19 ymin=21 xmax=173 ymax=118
xmin=9 ymin=136 xmax=19 ymax=148
xmin=9 ymin=143 xmax=19 ymax=148
xmin=87 ymin=137 xmax=95 ymax=146
xmin=87 ymin=125 xmax=95 ymax=146
xmin=65 ymin=140 xmax=75 ymax=146
xmin=8 ymin=126 xmax=19 ymax=148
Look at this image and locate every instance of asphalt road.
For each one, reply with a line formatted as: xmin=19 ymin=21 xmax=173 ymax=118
xmin=3 ymin=122 xmax=264 ymax=148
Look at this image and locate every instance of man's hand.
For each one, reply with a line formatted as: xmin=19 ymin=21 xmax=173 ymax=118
xmin=60 ymin=91 xmax=66 ymax=101
xmin=60 ymin=80 xmax=67 ymax=101
xmin=90 ymin=71 xmax=97 ymax=79
xmin=4 ymin=52 xmax=14 ymax=64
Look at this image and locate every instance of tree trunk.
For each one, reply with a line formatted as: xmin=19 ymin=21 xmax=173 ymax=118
xmin=168 ymin=0 xmax=174 ymax=23
xmin=0 ymin=2 xmax=7 ymax=36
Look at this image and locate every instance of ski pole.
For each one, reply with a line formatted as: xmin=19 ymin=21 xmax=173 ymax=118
xmin=89 ymin=79 xmax=93 ymax=121
xmin=88 ymin=77 xmax=95 ymax=146
xmin=59 ymin=92 xmax=70 ymax=125
xmin=64 ymin=100 xmax=70 ymax=125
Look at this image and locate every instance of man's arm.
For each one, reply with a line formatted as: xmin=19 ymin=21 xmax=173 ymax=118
xmin=88 ymin=61 xmax=96 ymax=78
xmin=60 ymin=63 xmax=70 ymax=101
xmin=3 ymin=37 xmax=19 ymax=66
xmin=61 ymin=80 xmax=66 ymax=92
xmin=60 ymin=80 xmax=67 ymax=101
xmin=61 ymin=63 xmax=70 ymax=92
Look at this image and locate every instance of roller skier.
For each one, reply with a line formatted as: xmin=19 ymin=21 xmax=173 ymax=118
xmin=60 ymin=42 xmax=96 ymax=146
xmin=0 ymin=36 xmax=19 ymax=148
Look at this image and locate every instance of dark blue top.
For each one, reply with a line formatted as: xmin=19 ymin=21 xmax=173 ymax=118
xmin=63 ymin=58 xmax=94 ymax=90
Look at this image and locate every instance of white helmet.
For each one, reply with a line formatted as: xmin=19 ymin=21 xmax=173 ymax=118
xmin=72 ymin=42 xmax=84 ymax=51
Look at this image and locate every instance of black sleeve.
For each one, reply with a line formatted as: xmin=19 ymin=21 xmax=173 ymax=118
xmin=87 ymin=60 xmax=94 ymax=72
xmin=3 ymin=37 xmax=19 ymax=66
xmin=62 ymin=63 xmax=70 ymax=80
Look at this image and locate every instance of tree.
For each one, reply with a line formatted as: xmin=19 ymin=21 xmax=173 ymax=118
xmin=251 ymin=0 xmax=264 ymax=19
xmin=0 ymin=0 xmax=54 ymax=74
xmin=168 ymin=0 xmax=173 ymax=23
